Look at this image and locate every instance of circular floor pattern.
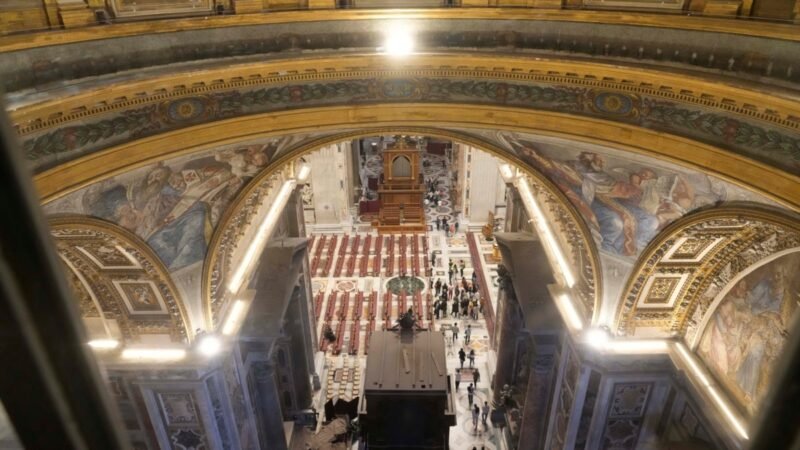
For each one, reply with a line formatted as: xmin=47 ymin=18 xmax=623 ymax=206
xmin=336 ymin=280 xmax=357 ymax=292
xmin=385 ymin=276 xmax=426 ymax=295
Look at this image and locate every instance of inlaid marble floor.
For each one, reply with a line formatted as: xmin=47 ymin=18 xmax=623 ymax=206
xmin=308 ymin=150 xmax=504 ymax=449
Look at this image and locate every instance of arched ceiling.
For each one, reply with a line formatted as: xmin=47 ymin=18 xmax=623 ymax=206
xmin=23 ymin=55 xmax=800 ymax=210
xmin=615 ymin=206 xmax=800 ymax=340
xmin=16 ymin=30 xmax=798 ymax=349
xmin=49 ymin=216 xmax=192 ymax=344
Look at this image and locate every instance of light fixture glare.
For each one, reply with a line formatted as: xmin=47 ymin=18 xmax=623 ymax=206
xmin=518 ymin=179 xmax=575 ymax=287
xmin=197 ymin=335 xmax=222 ymax=357
xmin=120 ymin=348 xmax=186 ymax=361
xmin=584 ymin=328 xmax=610 ymax=349
xmin=674 ymin=343 xmax=748 ymax=440
xmin=382 ymin=23 xmax=414 ymax=56
xmin=557 ymin=294 xmax=583 ymax=331
xmin=228 ymin=179 xmax=296 ymax=294
xmin=222 ymin=300 xmax=248 ymax=336
xmin=88 ymin=339 xmax=120 ymax=349
xmin=297 ymin=164 xmax=311 ymax=182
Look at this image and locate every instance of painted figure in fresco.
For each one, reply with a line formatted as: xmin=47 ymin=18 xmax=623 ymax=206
xmin=507 ymin=136 xmax=724 ymax=257
xmin=83 ymin=145 xmax=272 ymax=270
xmin=698 ymin=253 xmax=800 ymax=415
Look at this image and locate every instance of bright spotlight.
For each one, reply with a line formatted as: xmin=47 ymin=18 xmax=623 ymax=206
xmin=382 ymin=23 xmax=414 ymax=56
xmin=584 ymin=328 xmax=610 ymax=350
xmin=197 ymin=335 xmax=222 ymax=357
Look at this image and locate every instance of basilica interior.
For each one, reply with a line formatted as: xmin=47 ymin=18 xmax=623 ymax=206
xmin=0 ymin=2 xmax=799 ymax=450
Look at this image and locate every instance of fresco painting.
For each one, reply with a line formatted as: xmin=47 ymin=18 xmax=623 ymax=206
xmin=494 ymin=132 xmax=767 ymax=258
xmin=698 ymin=252 xmax=800 ymax=415
xmin=46 ymin=143 xmax=278 ymax=271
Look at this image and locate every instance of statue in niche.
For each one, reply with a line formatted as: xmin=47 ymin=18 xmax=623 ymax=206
xmin=482 ymin=211 xmax=496 ymax=241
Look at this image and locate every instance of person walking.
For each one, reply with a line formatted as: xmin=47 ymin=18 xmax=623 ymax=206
xmin=458 ymin=348 xmax=466 ymax=369
xmin=472 ymin=404 xmax=480 ymax=431
xmin=452 ymin=323 xmax=459 ymax=344
xmin=465 ymin=324 xmax=472 ymax=344
xmin=459 ymin=260 xmax=466 ymax=277
xmin=455 ymin=369 xmax=461 ymax=391
xmin=430 ymin=251 xmax=436 ymax=268
xmin=467 ymin=383 xmax=475 ymax=407
xmin=481 ymin=402 xmax=490 ymax=427
xmin=469 ymin=349 xmax=476 ymax=367
xmin=473 ymin=368 xmax=480 ymax=387
xmin=452 ymin=299 xmax=459 ymax=318
xmin=435 ymin=278 xmax=442 ymax=295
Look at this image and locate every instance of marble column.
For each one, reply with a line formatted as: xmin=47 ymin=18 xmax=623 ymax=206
xmin=285 ymin=284 xmax=314 ymax=409
xmin=248 ymin=361 xmax=288 ymax=450
xmin=516 ymin=345 xmax=558 ymax=450
xmin=491 ymin=266 xmax=523 ymax=406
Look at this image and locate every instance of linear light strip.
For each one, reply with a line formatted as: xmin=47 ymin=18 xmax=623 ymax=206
xmin=603 ymin=339 xmax=669 ymax=354
xmin=120 ymin=348 xmax=186 ymax=361
xmin=222 ymin=300 xmax=248 ymax=336
xmin=517 ymin=179 xmax=576 ymax=288
xmin=228 ymin=179 xmax=297 ymax=294
xmin=674 ymin=343 xmax=749 ymax=440
xmin=88 ymin=339 xmax=120 ymax=349
xmin=557 ymin=294 xmax=584 ymax=331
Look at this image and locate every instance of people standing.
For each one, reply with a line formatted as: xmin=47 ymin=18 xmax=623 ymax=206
xmin=469 ymin=349 xmax=476 ymax=367
xmin=458 ymin=348 xmax=466 ymax=369
xmin=455 ymin=369 xmax=461 ymax=391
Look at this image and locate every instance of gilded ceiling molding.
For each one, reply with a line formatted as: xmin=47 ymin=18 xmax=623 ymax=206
xmin=613 ymin=205 xmax=800 ymax=338
xmin=33 ymin=104 xmax=800 ymax=211
xmin=49 ymin=215 xmax=193 ymax=343
xmin=201 ymin=127 xmax=601 ymax=328
xmin=14 ymin=56 xmax=800 ymax=181
xmin=0 ymin=8 xmax=797 ymax=53
xmin=13 ymin=55 xmax=800 ymax=132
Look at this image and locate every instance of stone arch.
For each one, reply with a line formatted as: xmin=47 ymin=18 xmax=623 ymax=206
xmin=201 ymin=127 xmax=602 ymax=329
xmin=614 ymin=204 xmax=800 ymax=338
xmin=49 ymin=215 xmax=193 ymax=344
xmin=34 ymin=104 xmax=799 ymax=210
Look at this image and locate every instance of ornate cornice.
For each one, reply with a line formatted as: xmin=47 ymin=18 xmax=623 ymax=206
xmin=13 ymin=56 xmax=800 ymax=134
xmin=49 ymin=215 xmax=193 ymax=343
xmin=14 ymin=56 xmax=800 ymax=178
xmin=0 ymin=8 xmax=798 ymax=54
xmin=33 ymin=104 xmax=800 ymax=211
xmin=614 ymin=205 xmax=800 ymax=338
